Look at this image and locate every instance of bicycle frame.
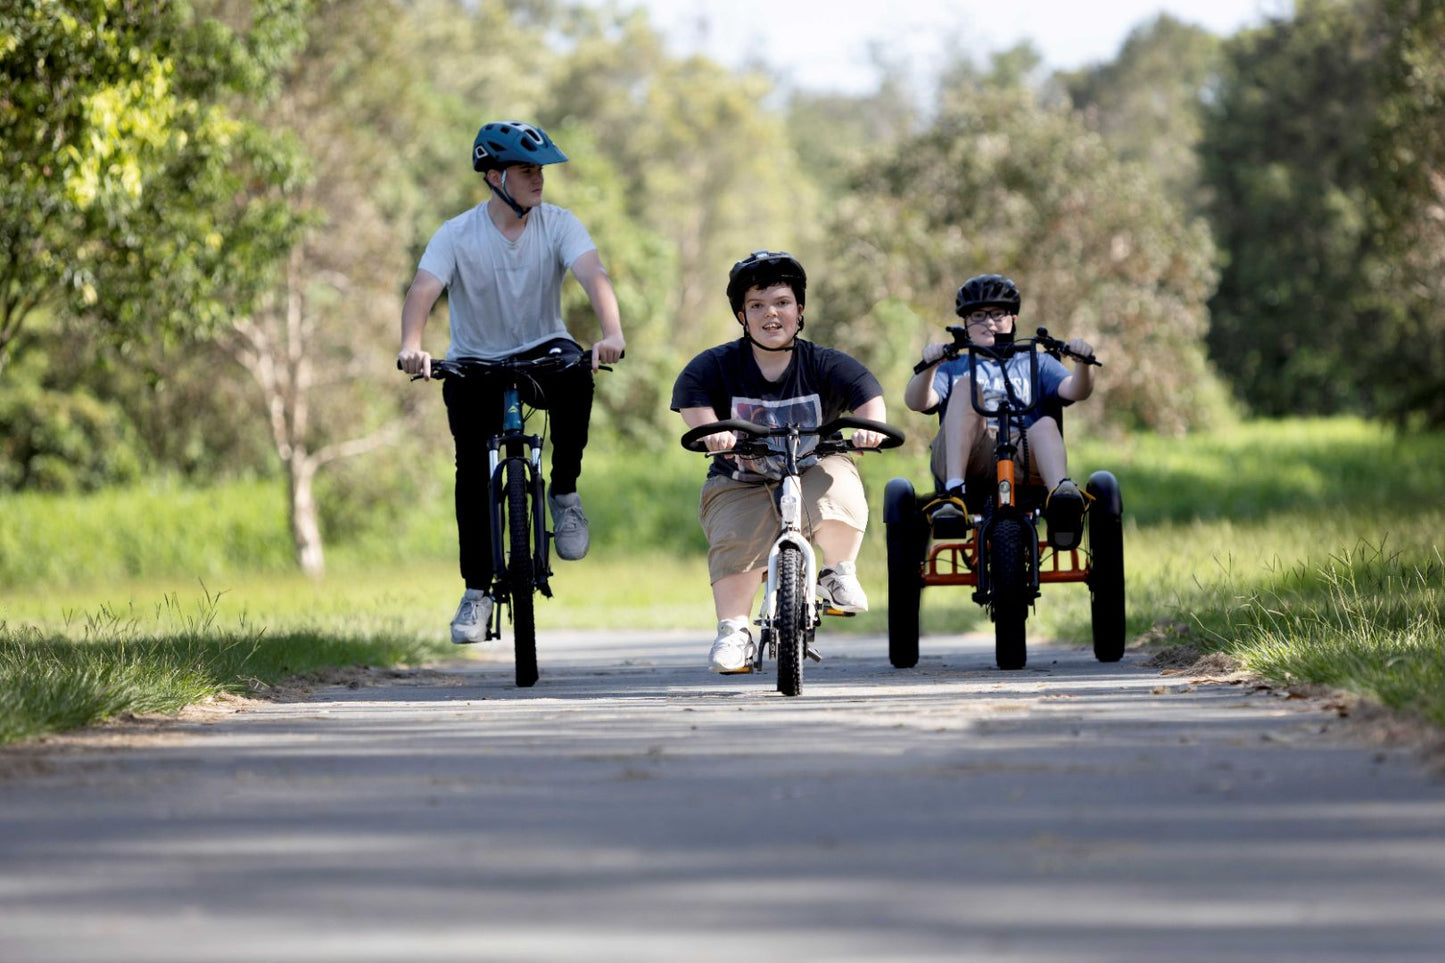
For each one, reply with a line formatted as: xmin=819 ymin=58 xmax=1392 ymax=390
xmin=486 ymin=380 xmax=551 ymax=624
xmin=758 ymin=427 xmax=820 ymax=665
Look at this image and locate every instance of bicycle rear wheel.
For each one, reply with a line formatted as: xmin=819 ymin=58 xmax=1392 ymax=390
xmin=505 ymin=458 xmax=538 ymax=688
xmin=776 ymin=545 xmax=806 ymax=697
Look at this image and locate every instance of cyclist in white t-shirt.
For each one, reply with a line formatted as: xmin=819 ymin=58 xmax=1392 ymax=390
xmin=398 ymin=121 xmax=625 ymax=644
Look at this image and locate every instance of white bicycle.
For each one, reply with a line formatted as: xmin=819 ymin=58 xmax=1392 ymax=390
xmin=681 ymin=417 xmax=905 ymax=695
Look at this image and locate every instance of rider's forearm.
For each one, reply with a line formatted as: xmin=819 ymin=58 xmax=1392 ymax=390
xmin=904 ymin=371 xmax=937 ymax=412
xmin=679 ymin=406 xmax=722 ymax=429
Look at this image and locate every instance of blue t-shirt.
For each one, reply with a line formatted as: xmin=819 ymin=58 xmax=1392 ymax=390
xmin=932 ymin=349 xmax=1071 ymax=430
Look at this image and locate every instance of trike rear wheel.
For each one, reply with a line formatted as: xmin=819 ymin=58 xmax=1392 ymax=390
xmin=989 ymin=516 xmax=1029 ymax=670
xmin=884 ymin=479 xmax=924 ymax=669
xmin=776 ymin=545 xmax=806 ymax=697
xmin=1087 ymin=471 xmax=1126 ymax=663
xmin=506 ymin=459 xmax=539 ymax=688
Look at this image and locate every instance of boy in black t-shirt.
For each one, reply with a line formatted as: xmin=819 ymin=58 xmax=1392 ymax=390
xmin=671 ymin=251 xmax=889 ymax=673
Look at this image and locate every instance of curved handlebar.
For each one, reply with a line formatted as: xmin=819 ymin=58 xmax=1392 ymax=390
xmin=680 ymin=417 xmax=906 ymax=455
xmin=398 ymin=348 xmax=620 ymax=381
xmin=911 ymin=327 xmax=1101 ymax=374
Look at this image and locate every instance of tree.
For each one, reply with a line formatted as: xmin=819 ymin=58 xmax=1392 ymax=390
xmin=220 ymin=0 xmax=440 ymax=575
xmin=1060 ymin=15 xmax=1223 ymax=214
xmin=819 ymin=54 xmax=1223 ymax=437
xmin=1365 ymin=0 xmax=1445 ymax=426
xmin=0 ymin=0 xmax=307 ymax=377
xmin=1201 ymin=1 xmax=1382 ymax=417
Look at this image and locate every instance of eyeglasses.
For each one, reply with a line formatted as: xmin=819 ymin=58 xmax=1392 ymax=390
xmin=965 ymin=309 xmax=1013 ymax=326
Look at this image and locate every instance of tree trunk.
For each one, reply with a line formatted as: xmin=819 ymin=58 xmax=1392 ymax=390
xmin=288 ymin=454 xmax=325 ymax=578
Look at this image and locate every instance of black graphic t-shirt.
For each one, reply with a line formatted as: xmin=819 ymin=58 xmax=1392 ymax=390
xmin=671 ymin=338 xmax=883 ymax=481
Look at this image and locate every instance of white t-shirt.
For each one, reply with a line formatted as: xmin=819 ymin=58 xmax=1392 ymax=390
xmin=418 ymin=202 xmax=596 ymax=360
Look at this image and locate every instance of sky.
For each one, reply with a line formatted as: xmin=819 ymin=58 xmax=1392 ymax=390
xmin=601 ymin=0 xmax=1294 ymax=95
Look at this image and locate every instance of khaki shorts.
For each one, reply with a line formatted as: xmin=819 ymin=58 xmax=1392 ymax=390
xmin=699 ymin=454 xmax=868 ymax=583
xmin=929 ymin=427 xmax=1043 ymax=489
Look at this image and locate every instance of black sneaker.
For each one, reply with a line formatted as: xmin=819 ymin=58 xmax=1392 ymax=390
xmin=1046 ymin=478 xmax=1085 ymax=549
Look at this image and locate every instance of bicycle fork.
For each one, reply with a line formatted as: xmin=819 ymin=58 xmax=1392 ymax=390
xmin=758 ymin=473 xmax=822 ymax=665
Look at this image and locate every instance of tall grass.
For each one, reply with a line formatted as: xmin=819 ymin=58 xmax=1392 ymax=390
xmin=0 ymin=586 xmax=454 ymax=743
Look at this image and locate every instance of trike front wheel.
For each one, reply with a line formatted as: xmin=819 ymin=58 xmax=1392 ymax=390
xmin=989 ymin=515 xmax=1030 ymax=670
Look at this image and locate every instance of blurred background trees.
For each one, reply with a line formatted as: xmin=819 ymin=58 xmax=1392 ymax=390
xmin=3 ymin=0 xmax=1442 ymax=571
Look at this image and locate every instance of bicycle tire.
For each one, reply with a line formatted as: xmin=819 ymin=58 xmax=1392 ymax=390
xmin=989 ymin=516 xmax=1029 ymax=670
xmin=885 ymin=511 xmax=924 ymax=669
xmin=1087 ymin=472 xmax=1126 ymax=663
xmin=506 ymin=458 xmax=539 ymax=688
xmin=776 ymin=545 xmax=806 ymax=696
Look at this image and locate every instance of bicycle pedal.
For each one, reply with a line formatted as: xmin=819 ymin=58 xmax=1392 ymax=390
xmin=822 ymin=606 xmax=857 ymax=617
xmin=805 ymin=646 xmax=822 ymax=662
xmin=716 ymin=665 xmax=754 ymax=676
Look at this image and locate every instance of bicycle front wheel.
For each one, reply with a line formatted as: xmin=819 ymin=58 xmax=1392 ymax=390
xmin=505 ymin=458 xmax=538 ymax=688
xmin=776 ymin=545 xmax=807 ymax=697
xmin=989 ymin=516 xmax=1029 ymax=670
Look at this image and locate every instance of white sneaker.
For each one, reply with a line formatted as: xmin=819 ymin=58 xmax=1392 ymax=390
xmin=548 ymin=490 xmax=590 ymax=560
xmin=708 ymin=618 xmax=755 ymax=674
xmin=450 ymin=589 xmax=492 ymax=644
xmin=818 ymin=561 xmax=869 ymax=614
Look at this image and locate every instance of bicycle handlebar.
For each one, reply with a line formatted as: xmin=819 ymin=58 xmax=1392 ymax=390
xmin=680 ymin=416 xmax=906 ymax=456
xmin=911 ymin=326 xmax=1102 ymax=374
xmin=398 ymin=348 xmax=619 ymax=381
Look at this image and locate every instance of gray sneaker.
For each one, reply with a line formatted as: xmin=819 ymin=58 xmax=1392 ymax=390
xmin=818 ymin=561 xmax=869 ymax=614
xmin=548 ymin=489 xmax=590 ymax=560
xmin=450 ymin=589 xmax=492 ymax=644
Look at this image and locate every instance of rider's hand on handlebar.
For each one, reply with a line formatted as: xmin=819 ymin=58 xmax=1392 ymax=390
xmin=398 ymin=348 xmax=433 ymax=380
xmin=699 ymin=429 xmax=739 ymax=453
xmin=920 ymin=341 xmax=952 ymax=366
xmin=1064 ymin=337 xmax=1094 ymax=363
xmin=591 ymin=333 xmax=626 ymax=370
xmin=850 ymin=429 xmax=886 ymax=450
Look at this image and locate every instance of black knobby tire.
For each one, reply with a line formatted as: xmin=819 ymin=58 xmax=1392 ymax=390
xmin=776 ymin=545 xmax=806 ymax=697
xmin=505 ymin=459 xmax=539 ymax=688
xmin=1087 ymin=472 xmax=1126 ymax=663
xmin=989 ymin=516 xmax=1029 ymax=670
xmin=885 ymin=485 xmax=924 ymax=669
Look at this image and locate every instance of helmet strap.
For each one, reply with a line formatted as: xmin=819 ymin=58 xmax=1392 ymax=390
xmin=487 ymin=169 xmax=530 ymax=220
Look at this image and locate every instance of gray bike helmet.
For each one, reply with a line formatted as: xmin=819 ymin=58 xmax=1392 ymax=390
xmin=726 ymin=250 xmax=808 ymax=315
xmin=471 ymin=120 xmax=568 ymax=172
xmin=955 ymin=274 xmax=1021 ymax=317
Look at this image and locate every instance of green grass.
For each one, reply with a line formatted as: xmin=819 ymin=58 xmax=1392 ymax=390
xmin=2 ymin=415 xmax=1443 ymax=744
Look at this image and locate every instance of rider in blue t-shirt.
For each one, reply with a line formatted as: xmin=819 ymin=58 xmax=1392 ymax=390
xmin=903 ymin=274 xmax=1096 ymax=546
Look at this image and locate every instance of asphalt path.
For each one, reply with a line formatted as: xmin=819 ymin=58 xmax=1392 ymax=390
xmin=2 ymin=630 xmax=1444 ymax=962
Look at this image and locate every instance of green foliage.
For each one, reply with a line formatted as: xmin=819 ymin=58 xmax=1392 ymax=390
xmin=1060 ymin=15 xmax=1223 ymax=213
xmin=1202 ymin=0 xmax=1445 ymax=426
xmin=820 ymin=67 xmax=1225 ymax=435
xmin=0 ymin=477 xmax=296 ymax=587
xmin=0 ymin=0 xmax=309 ymax=374
xmin=1202 ymin=0 xmax=1381 ymax=417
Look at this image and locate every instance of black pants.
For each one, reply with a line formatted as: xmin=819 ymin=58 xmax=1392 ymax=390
xmin=443 ymin=339 xmax=595 ymax=590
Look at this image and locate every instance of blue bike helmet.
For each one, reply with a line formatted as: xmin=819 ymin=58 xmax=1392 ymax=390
xmin=471 ymin=121 xmax=568 ymax=172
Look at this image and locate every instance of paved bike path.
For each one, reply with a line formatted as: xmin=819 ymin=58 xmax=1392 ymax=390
xmin=2 ymin=631 xmax=1443 ymax=962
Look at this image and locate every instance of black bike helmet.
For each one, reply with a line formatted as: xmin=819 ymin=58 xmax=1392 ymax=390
xmin=955 ymin=274 xmax=1021 ymax=318
xmin=726 ymin=250 xmax=807 ymax=315
xmin=471 ymin=120 xmax=568 ymax=172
